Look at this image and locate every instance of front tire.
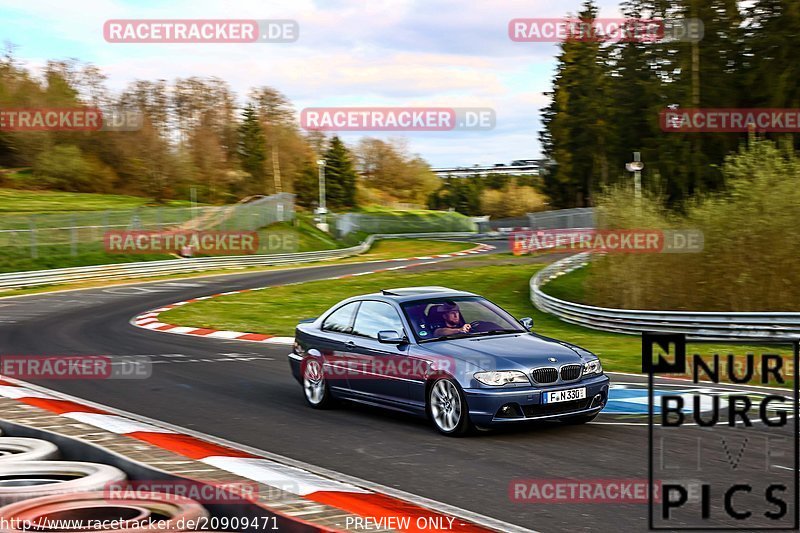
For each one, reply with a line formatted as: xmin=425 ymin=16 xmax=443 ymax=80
xmin=302 ymin=358 xmax=334 ymax=409
xmin=428 ymin=378 xmax=471 ymax=436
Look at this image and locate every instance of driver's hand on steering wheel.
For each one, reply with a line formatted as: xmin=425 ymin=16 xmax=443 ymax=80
xmin=461 ymin=323 xmax=472 ymax=333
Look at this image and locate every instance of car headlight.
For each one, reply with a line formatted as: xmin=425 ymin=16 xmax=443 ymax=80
xmin=583 ymin=359 xmax=603 ymax=375
xmin=474 ymin=370 xmax=531 ymax=386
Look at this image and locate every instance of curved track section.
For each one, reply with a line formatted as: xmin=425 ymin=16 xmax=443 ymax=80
xmin=0 ymin=239 xmax=791 ymax=532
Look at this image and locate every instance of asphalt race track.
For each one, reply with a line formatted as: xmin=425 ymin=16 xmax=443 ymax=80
xmin=0 ymin=242 xmax=795 ymax=532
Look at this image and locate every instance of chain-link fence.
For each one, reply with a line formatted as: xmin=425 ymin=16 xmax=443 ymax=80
xmin=333 ymin=211 xmax=476 ymax=238
xmin=527 ymin=208 xmax=595 ymax=229
xmin=473 ymin=208 xmax=596 ymax=233
xmin=0 ymin=193 xmax=295 ymax=260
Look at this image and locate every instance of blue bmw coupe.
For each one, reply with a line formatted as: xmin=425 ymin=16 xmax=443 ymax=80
xmin=288 ymin=287 xmax=609 ymax=435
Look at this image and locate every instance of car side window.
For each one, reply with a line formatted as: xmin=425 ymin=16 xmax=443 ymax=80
xmin=321 ymin=301 xmax=360 ymax=333
xmin=352 ymin=301 xmax=406 ymax=339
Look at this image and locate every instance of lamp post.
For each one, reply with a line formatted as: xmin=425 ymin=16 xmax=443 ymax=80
xmin=316 ymin=159 xmax=328 ymax=231
xmin=625 ymin=152 xmax=644 ymax=214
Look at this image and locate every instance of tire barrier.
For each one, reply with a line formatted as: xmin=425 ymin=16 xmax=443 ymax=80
xmin=0 ymin=461 xmax=127 ymax=505
xmin=0 ymin=438 xmax=60 ymax=462
xmin=0 ymin=415 xmax=335 ymax=533
xmin=0 ymin=491 xmax=209 ymax=533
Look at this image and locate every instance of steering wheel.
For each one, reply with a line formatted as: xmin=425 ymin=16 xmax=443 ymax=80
xmin=466 ymin=320 xmax=485 ymax=332
xmin=468 ymin=320 xmax=503 ymax=333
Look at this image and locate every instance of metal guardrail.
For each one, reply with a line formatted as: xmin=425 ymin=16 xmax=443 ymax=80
xmin=0 ymin=232 xmax=478 ymax=290
xmin=531 ymin=253 xmax=800 ymax=340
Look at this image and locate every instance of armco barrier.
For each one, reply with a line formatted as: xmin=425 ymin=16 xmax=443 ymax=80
xmin=0 ymin=232 xmax=478 ymax=290
xmin=531 ymin=253 xmax=800 ymax=340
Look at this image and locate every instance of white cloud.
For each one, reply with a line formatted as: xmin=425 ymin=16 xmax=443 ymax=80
xmin=0 ymin=0 xmax=622 ymax=165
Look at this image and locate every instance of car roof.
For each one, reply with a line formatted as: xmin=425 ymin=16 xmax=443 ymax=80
xmin=363 ymin=286 xmax=478 ymax=303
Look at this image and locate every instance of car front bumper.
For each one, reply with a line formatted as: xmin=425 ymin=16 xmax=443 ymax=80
xmin=463 ymin=373 xmax=610 ymax=426
xmin=288 ymin=353 xmax=303 ymax=383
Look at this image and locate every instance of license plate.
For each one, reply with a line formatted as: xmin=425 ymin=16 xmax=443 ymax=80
xmin=543 ymin=387 xmax=586 ymax=404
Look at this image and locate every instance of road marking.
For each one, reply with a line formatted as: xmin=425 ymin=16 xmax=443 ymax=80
xmin=0 ymin=376 xmax=534 ymax=533
xmin=127 ymin=242 xmax=495 ymax=347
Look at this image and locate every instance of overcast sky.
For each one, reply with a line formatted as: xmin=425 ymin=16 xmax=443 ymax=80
xmin=0 ymin=0 xmax=623 ymax=166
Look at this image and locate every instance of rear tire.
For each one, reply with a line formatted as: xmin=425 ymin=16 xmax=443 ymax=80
xmin=428 ymin=378 xmax=471 ymax=436
xmin=302 ymin=358 xmax=334 ymax=409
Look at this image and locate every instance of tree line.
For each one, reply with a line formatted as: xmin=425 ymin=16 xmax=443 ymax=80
xmin=540 ymin=0 xmax=800 ymax=208
xmin=0 ymin=49 xmax=448 ymax=211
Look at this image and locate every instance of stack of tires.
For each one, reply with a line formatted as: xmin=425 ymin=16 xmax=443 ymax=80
xmin=0 ymin=432 xmax=211 ymax=532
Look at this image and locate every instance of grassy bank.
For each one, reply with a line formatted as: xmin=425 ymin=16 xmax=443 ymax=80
xmin=0 ymin=187 xmax=194 ymax=214
xmin=537 ymin=263 xmax=591 ymax=304
xmin=159 ymin=261 xmax=786 ymax=375
xmin=0 ymin=224 xmax=324 ymax=273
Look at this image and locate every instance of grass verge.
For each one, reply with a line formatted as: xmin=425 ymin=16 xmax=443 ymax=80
xmin=538 ymin=262 xmax=591 ymax=303
xmin=0 ymin=187 xmax=194 ymax=213
xmin=160 ymin=261 xmax=793 ymax=380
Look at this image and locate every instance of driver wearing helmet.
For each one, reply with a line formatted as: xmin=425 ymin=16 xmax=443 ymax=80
xmin=433 ymin=302 xmax=472 ymax=336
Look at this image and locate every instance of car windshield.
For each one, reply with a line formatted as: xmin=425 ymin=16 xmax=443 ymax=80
xmin=400 ymin=296 xmax=525 ymax=342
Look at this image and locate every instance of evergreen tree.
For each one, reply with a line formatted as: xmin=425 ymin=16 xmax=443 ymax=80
xmin=606 ymin=0 xmax=661 ymax=189
xmin=540 ymin=0 xmax=610 ymax=207
xmin=743 ymin=0 xmax=800 ymax=149
xmin=323 ymin=136 xmax=358 ymax=209
xmin=427 ymin=177 xmax=482 ymax=215
xmin=294 ymin=160 xmax=320 ymax=208
xmin=237 ymin=104 xmax=267 ymax=194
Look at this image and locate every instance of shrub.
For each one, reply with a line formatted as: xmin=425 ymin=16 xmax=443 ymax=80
xmin=583 ymin=137 xmax=800 ymax=311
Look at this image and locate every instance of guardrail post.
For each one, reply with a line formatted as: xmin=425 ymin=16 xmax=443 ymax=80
xmin=29 ymin=216 xmax=37 ymax=259
xmin=70 ymin=216 xmax=78 ymax=256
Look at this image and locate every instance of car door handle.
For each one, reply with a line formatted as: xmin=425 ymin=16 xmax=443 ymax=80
xmin=344 ymin=341 xmax=356 ymax=348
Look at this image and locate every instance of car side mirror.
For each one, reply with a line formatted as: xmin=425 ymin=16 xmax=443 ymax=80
xmin=378 ymin=330 xmax=404 ymax=344
xmin=519 ymin=317 xmax=534 ymax=331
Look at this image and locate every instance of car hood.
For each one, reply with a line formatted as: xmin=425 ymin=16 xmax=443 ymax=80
xmin=418 ymin=333 xmax=586 ymax=371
